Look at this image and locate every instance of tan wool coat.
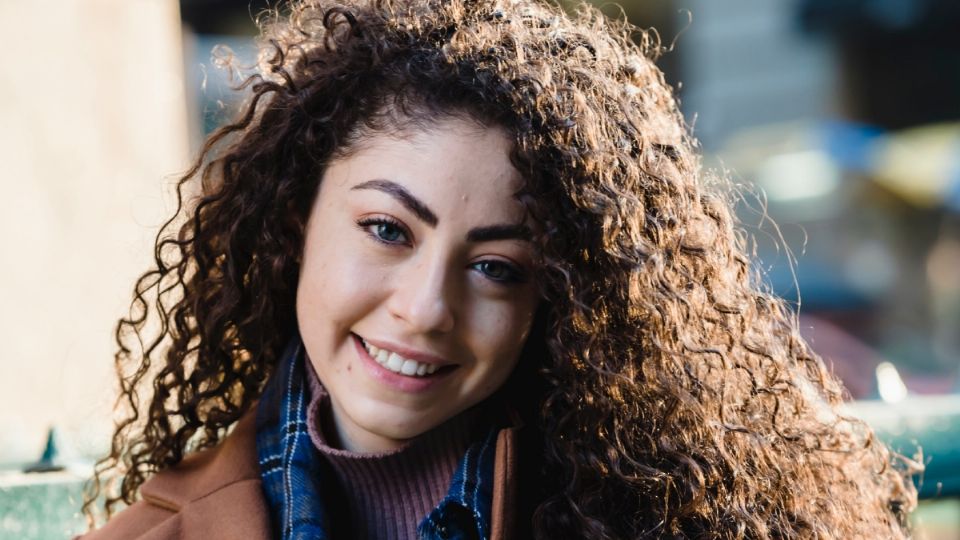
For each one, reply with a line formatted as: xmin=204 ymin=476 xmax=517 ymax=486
xmin=78 ymin=410 xmax=521 ymax=540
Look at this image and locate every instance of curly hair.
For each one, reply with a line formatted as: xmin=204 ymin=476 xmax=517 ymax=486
xmin=84 ymin=0 xmax=918 ymax=537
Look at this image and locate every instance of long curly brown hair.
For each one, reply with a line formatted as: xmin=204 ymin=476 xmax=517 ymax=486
xmin=84 ymin=0 xmax=918 ymax=537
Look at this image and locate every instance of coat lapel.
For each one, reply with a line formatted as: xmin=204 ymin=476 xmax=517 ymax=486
xmin=138 ymin=410 xmax=272 ymax=539
xmin=490 ymin=422 xmax=521 ymax=540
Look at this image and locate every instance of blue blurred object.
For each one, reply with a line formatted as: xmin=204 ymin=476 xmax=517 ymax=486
xmin=820 ymin=120 xmax=883 ymax=173
xmin=798 ymin=0 xmax=960 ymax=34
xmin=23 ymin=428 xmax=64 ymax=474
xmin=946 ymin=165 xmax=960 ymax=213
xmin=852 ymin=396 xmax=960 ymax=498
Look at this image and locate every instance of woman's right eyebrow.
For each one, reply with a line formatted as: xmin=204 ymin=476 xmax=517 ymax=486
xmin=350 ymin=178 xmax=532 ymax=243
xmin=351 ymin=179 xmax=438 ymax=226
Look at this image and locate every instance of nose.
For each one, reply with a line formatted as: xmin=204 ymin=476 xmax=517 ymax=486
xmin=387 ymin=251 xmax=456 ymax=334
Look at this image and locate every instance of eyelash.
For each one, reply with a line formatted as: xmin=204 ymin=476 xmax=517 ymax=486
xmin=356 ymin=216 xmax=410 ymax=246
xmin=355 ymin=216 xmax=528 ymax=285
xmin=472 ymin=260 xmax=528 ymax=285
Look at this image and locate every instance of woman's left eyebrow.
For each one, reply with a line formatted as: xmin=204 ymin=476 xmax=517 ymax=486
xmin=466 ymin=223 xmax=532 ymax=243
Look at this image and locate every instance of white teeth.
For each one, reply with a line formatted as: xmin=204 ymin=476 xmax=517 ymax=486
xmin=386 ymin=353 xmax=404 ymax=372
xmin=400 ymin=359 xmax=418 ymax=375
xmin=361 ymin=338 xmax=443 ymax=378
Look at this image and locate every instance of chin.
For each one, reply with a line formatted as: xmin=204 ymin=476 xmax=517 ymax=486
xmin=356 ymin=401 xmax=446 ymax=441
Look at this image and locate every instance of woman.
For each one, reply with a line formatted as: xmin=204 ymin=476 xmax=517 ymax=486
xmin=81 ymin=0 xmax=917 ymax=538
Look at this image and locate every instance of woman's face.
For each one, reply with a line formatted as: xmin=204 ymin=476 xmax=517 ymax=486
xmin=296 ymin=115 xmax=540 ymax=452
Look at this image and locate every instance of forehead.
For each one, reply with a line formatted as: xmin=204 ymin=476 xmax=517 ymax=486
xmin=323 ymin=117 xmax=527 ymax=224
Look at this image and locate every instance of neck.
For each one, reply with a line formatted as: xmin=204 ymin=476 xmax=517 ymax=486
xmin=323 ymin=396 xmax=409 ymax=453
xmin=303 ymin=361 xmax=487 ymax=539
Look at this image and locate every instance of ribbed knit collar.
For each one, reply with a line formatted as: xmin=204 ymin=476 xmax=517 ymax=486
xmin=303 ymin=359 xmax=482 ymax=539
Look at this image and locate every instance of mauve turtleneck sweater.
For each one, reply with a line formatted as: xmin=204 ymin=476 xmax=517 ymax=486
xmin=304 ymin=360 xmax=481 ymax=539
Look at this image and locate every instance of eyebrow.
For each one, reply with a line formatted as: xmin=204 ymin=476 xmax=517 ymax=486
xmin=466 ymin=223 xmax=532 ymax=243
xmin=351 ymin=179 xmax=533 ymax=243
xmin=352 ymin=179 xmax=437 ymax=226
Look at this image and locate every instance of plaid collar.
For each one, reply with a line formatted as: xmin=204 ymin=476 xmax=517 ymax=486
xmin=255 ymin=338 xmax=498 ymax=540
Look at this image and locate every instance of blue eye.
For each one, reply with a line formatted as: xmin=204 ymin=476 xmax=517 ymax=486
xmin=473 ymin=260 xmax=526 ymax=284
xmin=357 ymin=217 xmax=410 ymax=245
xmin=374 ymin=222 xmax=403 ymax=243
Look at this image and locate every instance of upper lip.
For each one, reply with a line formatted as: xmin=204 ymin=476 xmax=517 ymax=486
xmin=356 ymin=334 xmax=455 ymax=367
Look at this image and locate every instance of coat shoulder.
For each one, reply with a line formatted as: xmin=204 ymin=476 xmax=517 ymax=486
xmin=77 ymin=410 xmax=272 ymax=540
xmin=76 ymin=499 xmax=179 ymax=540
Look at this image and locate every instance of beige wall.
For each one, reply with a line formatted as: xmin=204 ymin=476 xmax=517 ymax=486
xmin=0 ymin=0 xmax=190 ymax=464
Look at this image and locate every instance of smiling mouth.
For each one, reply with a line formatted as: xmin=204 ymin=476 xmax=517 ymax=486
xmin=356 ymin=335 xmax=456 ymax=378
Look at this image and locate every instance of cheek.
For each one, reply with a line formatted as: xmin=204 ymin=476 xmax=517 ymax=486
xmin=296 ymin=231 xmax=388 ymax=338
xmin=468 ymin=298 xmax=537 ymax=378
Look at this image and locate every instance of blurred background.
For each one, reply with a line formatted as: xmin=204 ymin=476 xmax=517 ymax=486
xmin=0 ymin=0 xmax=957 ymax=537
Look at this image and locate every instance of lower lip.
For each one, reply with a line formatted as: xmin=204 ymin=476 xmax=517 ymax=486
xmin=351 ymin=334 xmax=453 ymax=393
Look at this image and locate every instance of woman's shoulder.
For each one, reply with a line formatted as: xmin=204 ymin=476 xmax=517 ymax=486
xmin=77 ymin=410 xmax=272 ymax=540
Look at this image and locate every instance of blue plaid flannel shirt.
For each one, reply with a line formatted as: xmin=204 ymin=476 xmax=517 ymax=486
xmin=256 ymin=338 xmax=499 ymax=540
